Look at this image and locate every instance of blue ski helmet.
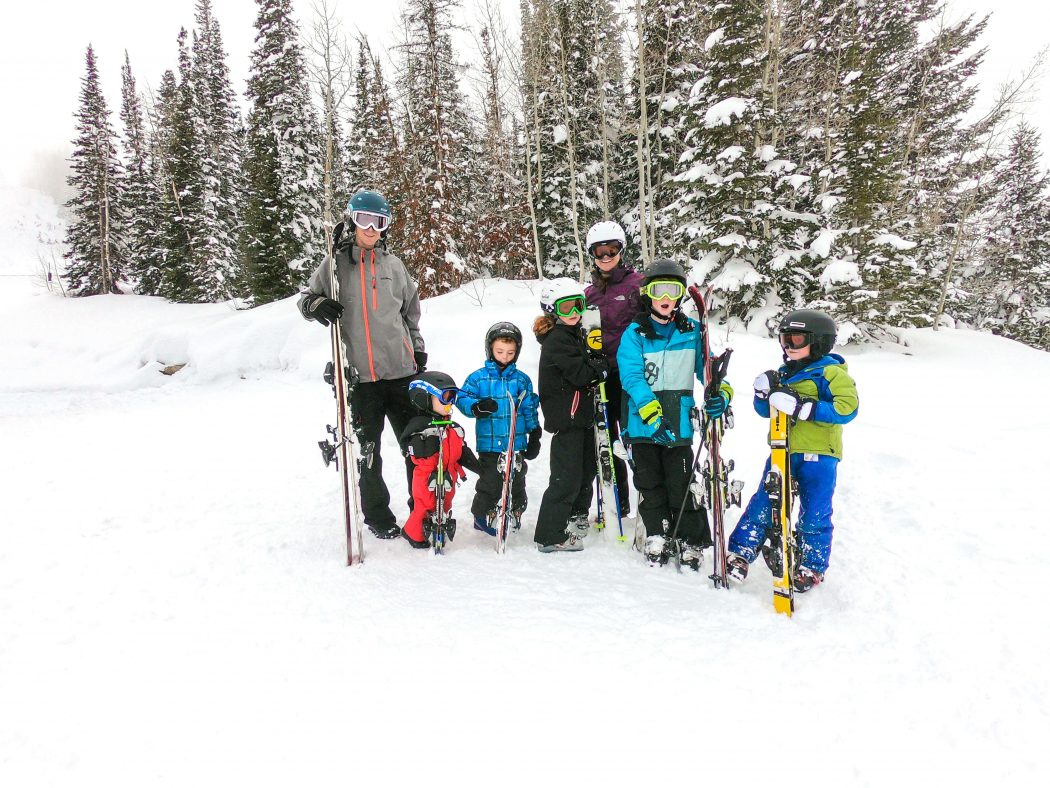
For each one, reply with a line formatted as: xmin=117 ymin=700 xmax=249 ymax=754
xmin=346 ymin=190 xmax=393 ymax=239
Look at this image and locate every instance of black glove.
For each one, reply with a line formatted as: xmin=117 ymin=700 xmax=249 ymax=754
xmin=525 ymin=427 xmax=542 ymax=460
xmin=408 ymin=433 xmax=440 ymax=458
xmin=591 ymin=355 xmax=610 ymax=383
xmin=304 ymin=295 xmax=343 ymax=327
xmin=414 ymin=351 xmax=428 ymax=372
xmin=471 ymin=398 xmax=499 ymax=418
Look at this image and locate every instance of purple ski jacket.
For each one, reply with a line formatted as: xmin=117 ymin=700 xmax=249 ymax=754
xmin=585 ymin=264 xmax=644 ymax=370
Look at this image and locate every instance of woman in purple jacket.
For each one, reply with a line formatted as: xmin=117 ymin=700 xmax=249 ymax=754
xmin=583 ymin=220 xmax=643 ymax=517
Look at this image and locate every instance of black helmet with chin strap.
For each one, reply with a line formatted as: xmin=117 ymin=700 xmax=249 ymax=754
xmin=639 ymin=258 xmax=687 ymax=317
xmin=778 ymin=309 xmax=837 ymax=359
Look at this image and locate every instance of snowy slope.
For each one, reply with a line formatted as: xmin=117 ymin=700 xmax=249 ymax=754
xmin=1 ymin=197 xmax=1047 ymax=785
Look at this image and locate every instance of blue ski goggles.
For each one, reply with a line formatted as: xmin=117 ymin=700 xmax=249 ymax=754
xmin=409 ymin=379 xmax=458 ymax=404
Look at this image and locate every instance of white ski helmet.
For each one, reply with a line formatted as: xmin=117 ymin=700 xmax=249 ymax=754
xmin=585 ymin=220 xmax=627 ymax=255
xmin=540 ymin=277 xmax=586 ymax=315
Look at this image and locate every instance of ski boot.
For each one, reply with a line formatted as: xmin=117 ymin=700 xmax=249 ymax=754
xmin=400 ymin=526 xmax=430 ymax=550
xmin=726 ymin=553 xmax=749 ymax=582
xmin=474 ymin=513 xmax=497 ymax=537
xmin=678 ymin=541 xmax=704 ymax=572
xmin=644 ymin=535 xmax=671 ymax=566
xmin=537 ymin=534 xmax=583 ymax=553
xmin=793 ymin=566 xmax=823 ymax=593
xmin=511 ymin=509 xmax=524 ymax=532
xmin=761 ymin=540 xmax=783 ymax=576
xmin=567 ymin=512 xmax=590 ymax=539
xmin=368 ymin=522 xmax=401 ymax=540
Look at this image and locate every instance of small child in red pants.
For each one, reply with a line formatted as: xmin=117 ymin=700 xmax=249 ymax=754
xmin=399 ymin=371 xmax=480 ymax=549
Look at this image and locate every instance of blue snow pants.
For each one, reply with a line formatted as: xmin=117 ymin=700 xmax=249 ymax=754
xmin=727 ymin=453 xmax=839 ymax=574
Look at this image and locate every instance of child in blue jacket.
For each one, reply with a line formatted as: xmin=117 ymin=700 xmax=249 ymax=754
xmin=617 ymin=260 xmax=733 ymax=569
xmin=726 ymin=309 xmax=859 ymax=592
xmin=456 ymin=322 xmax=542 ymax=535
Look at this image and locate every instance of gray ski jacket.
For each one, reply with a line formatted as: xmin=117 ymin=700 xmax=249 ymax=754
xmin=299 ymin=230 xmax=425 ymax=383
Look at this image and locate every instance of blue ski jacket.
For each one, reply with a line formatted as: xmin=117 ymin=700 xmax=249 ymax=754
xmin=455 ymin=360 xmax=540 ymax=454
xmin=753 ymin=353 xmax=858 ymax=459
xmin=618 ymin=314 xmax=708 ymax=447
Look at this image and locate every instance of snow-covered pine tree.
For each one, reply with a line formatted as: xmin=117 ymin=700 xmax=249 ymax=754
xmin=971 ymin=122 xmax=1050 ymax=349
xmin=521 ymin=0 xmax=623 ymax=279
xmin=471 ymin=22 xmax=531 ymax=280
xmin=668 ymin=0 xmax=771 ymax=319
xmin=190 ymin=0 xmax=245 ymax=300
xmin=118 ymin=52 xmax=164 ymax=295
xmin=625 ymin=0 xmax=705 ymax=263
xmin=243 ymin=0 xmax=324 ymax=304
xmin=890 ymin=10 xmax=988 ymax=328
xmin=157 ymin=28 xmax=206 ymax=302
xmin=64 ymin=45 xmax=128 ymax=296
xmin=395 ymin=0 xmax=477 ymax=296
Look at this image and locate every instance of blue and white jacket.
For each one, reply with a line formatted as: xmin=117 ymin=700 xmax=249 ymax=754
xmin=455 ymin=360 xmax=541 ymax=454
xmin=618 ymin=314 xmax=708 ymax=447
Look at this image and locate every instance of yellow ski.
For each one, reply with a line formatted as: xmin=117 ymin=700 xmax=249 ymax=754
xmin=766 ymin=403 xmax=794 ymax=616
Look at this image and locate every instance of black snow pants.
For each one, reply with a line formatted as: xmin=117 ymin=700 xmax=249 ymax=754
xmin=534 ymin=427 xmax=595 ymax=547
xmin=349 ymin=376 xmax=416 ymax=529
xmin=631 ymin=442 xmax=711 ymax=547
xmin=471 ymin=452 xmax=529 ymax=519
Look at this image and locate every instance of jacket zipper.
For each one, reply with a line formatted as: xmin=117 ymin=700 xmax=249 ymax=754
xmin=359 ymin=248 xmax=376 ymax=380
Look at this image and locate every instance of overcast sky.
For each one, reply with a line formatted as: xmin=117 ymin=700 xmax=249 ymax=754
xmin=1 ymin=0 xmax=1045 ymax=202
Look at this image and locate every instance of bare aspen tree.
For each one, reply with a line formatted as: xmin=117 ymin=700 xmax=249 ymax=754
xmin=306 ymin=0 xmax=354 ymax=247
xmin=552 ymin=21 xmax=586 ymax=280
xmin=634 ymin=0 xmax=653 ymax=265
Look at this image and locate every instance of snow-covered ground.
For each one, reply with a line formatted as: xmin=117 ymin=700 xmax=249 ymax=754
xmin=2 ymin=190 xmax=1047 ymax=785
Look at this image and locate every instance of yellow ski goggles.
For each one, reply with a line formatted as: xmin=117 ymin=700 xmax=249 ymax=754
xmin=640 ymin=279 xmax=685 ymax=302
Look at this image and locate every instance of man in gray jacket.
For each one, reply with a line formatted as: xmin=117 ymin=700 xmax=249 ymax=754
xmin=299 ymin=190 xmax=427 ymax=539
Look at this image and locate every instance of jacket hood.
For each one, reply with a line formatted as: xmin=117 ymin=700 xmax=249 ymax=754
xmin=533 ymin=314 xmax=556 ymax=341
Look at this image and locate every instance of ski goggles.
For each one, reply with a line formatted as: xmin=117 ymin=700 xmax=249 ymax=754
xmin=779 ymin=331 xmax=812 ymax=349
xmin=640 ymin=280 xmax=685 ymax=302
xmin=591 ymin=242 xmax=622 ymax=260
xmin=410 ymin=379 xmax=458 ymax=404
xmin=553 ymin=295 xmax=586 ymax=317
xmin=351 ymin=210 xmax=390 ymax=232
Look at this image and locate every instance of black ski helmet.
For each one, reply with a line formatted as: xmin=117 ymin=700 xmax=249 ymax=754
xmin=777 ymin=309 xmax=837 ymax=358
xmin=408 ymin=370 xmax=458 ymax=412
xmin=639 ymin=258 xmax=687 ymax=314
xmin=485 ymin=321 xmax=523 ymax=364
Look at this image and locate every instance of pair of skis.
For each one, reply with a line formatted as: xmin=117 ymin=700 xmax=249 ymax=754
xmin=686 ymin=285 xmax=744 ymax=587
xmin=582 ymin=307 xmax=625 ymax=541
xmin=493 ymin=391 xmax=528 ymax=554
xmin=317 ymin=257 xmax=373 ymax=566
xmin=763 ymin=371 xmax=798 ymax=616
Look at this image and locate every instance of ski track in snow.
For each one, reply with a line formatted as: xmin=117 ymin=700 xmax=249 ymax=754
xmin=2 ymin=243 xmax=1048 ymax=781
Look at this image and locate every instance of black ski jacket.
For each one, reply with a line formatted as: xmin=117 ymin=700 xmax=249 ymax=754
xmin=533 ymin=317 xmax=608 ymax=433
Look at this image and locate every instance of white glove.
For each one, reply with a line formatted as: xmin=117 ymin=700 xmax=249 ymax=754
xmin=769 ymin=389 xmax=815 ymax=420
xmin=753 ymin=372 xmax=774 ymax=399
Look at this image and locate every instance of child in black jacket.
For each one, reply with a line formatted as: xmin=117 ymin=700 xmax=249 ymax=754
xmin=532 ymin=278 xmax=609 ymax=552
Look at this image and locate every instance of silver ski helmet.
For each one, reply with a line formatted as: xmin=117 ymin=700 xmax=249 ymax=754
xmin=485 ymin=321 xmax=522 ymax=365
xmin=408 ymin=370 xmax=458 ymax=412
xmin=346 ymin=190 xmax=392 ymax=239
xmin=778 ymin=309 xmax=837 ymax=358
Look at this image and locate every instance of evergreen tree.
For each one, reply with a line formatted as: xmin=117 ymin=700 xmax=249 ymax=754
xmin=667 ymin=0 xmax=771 ymax=319
xmin=190 ymin=0 xmax=245 ymax=300
xmin=64 ymin=45 xmax=128 ymax=296
xmin=973 ymin=123 xmax=1050 ymax=348
xmin=243 ymin=0 xmax=324 ymax=304
xmin=395 ymin=0 xmax=476 ymax=295
xmin=158 ymin=28 xmax=206 ymax=302
xmin=118 ymin=52 xmax=164 ymax=295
